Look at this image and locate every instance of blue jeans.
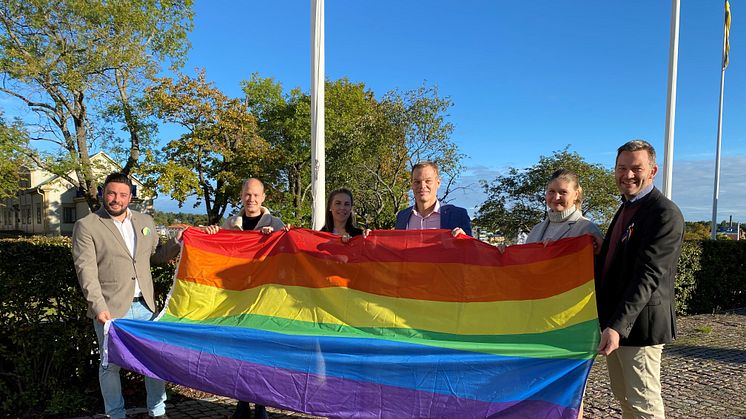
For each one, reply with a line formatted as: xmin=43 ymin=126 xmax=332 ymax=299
xmin=93 ymin=300 xmax=167 ymax=418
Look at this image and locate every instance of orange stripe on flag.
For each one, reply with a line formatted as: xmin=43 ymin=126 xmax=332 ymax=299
xmin=176 ymin=240 xmax=595 ymax=302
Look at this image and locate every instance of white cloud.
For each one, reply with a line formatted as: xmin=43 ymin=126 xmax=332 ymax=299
xmin=670 ymin=155 xmax=746 ymax=222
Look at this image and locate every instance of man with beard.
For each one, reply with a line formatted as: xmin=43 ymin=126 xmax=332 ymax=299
xmin=73 ymin=172 xmax=217 ymax=419
xmin=596 ymin=140 xmax=684 ymax=418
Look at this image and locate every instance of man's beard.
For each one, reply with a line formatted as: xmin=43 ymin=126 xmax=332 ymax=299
xmin=104 ymin=202 xmax=127 ymax=217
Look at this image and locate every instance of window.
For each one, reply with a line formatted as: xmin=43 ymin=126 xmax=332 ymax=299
xmin=36 ymin=205 xmax=42 ymax=224
xmin=63 ymin=207 xmax=77 ymax=224
xmin=26 ymin=207 xmax=31 ymax=224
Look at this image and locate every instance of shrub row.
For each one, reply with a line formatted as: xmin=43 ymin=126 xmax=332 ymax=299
xmin=675 ymin=240 xmax=746 ymax=314
xmin=0 ymin=237 xmax=744 ymax=416
xmin=0 ymin=237 xmax=174 ymax=417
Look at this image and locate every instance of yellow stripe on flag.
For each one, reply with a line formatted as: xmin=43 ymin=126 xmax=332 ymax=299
xmin=165 ymin=279 xmax=598 ymax=336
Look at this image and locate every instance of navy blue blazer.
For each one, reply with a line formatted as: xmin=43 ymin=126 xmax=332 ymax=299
xmin=395 ymin=203 xmax=473 ymax=236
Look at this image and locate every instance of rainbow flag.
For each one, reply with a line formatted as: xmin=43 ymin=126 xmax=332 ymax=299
xmin=106 ymin=228 xmax=599 ymax=418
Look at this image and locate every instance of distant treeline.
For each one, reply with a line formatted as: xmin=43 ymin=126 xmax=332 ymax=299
xmin=685 ymin=220 xmax=743 ymax=241
xmin=151 ymin=210 xmax=212 ymax=227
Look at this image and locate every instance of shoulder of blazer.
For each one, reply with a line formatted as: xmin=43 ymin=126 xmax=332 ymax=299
xmin=84 ymin=208 xmax=111 ymax=229
xmin=631 ymin=188 xmax=668 ymax=218
xmin=442 ymin=204 xmax=468 ymax=222
xmin=129 ymin=210 xmax=155 ymax=231
xmin=441 ymin=204 xmax=465 ymax=215
xmin=93 ymin=207 xmax=110 ymax=221
xmin=396 ymin=206 xmax=414 ymax=228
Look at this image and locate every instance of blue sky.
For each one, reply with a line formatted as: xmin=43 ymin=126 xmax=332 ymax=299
xmin=3 ymin=1 xmax=741 ymax=222
xmin=149 ymin=0 xmax=744 ymax=222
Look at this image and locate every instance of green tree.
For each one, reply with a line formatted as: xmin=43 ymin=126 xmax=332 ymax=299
xmin=684 ymin=221 xmax=711 ymax=241
xmin=143 ymin=70 xmax=272 ymax=225
xmin=350 ymin=84 xmax=464 ymax=228
xmin=324 ymin=78 xmax=407 ymax=228
xmin=0 ymin=0 xmax=193 ymax=210
xmin=474 ymin=147 xmax=618 ymax=241
xmin=242 ymin=73 xmax=311 ymax=225
xmin=0 ymin=112 xmax=28 ymax=200
xmin=151 ymin=210 xmax=209 ymax=227
xmin=242 ymin=75 xmax=464 ymax=228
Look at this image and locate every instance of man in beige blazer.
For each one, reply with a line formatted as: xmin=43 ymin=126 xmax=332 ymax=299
xmin=73 ymin=172 xmax=217 ymax=419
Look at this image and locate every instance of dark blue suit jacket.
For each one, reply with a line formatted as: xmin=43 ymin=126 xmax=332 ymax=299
xmin=395 ymin=203 xmax=473 ymax=236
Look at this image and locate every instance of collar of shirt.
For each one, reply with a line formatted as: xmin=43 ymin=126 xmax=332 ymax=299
xmin=106 ymin=208 xmax=132 ymax=223
xmin=107 ymin=208 xmax=141 ymax=297
xmin=107 ymin=208 xmax=135 ymax=255
xmin=412 ymin=199 xmax=441 ymax=218
xmin=622 ymin=184 xmax=654 ymax=204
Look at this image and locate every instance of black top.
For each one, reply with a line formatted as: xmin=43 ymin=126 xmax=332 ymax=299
xmin=241 ymin=214 xmax=262 ymax=231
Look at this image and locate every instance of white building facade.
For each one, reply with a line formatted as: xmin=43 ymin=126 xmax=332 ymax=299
xmin=0 ymin=152 xmax=153 ymax=236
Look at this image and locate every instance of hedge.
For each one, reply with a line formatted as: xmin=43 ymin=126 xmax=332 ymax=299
xmin=676 ymin=240 xmax=746 ymax=314
xmin=0 ymin=237 xmax=175 ymax=417
xmin=0 ymin=237 xmax=744 ymax=416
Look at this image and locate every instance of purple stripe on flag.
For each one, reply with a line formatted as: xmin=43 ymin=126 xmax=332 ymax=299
xmin=108 ymin=326 xmax=579 ymax=419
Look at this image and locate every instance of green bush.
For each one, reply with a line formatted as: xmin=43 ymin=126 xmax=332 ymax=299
xmin=674 ymin=241 xmax=702 ymax=314
xmin=0 ymin=237 xmax=177 ymax=417
xmin=0 ymin=236 xmax=98 ymax=416
xmin=678 ymin=240 xmax=746 ymax=314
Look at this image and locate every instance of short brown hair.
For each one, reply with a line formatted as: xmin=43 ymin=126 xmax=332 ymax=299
xmin=616 ymin=140 xmax=656 ymax=166
xmin=411 ymin=161 xmax=439 ymax=177
xmin=103 ymin=172 xmax=133 ymax=190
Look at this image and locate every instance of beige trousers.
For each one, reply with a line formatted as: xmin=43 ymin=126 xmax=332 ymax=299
xmin=606 ymin=344 xmax=665 ymax=419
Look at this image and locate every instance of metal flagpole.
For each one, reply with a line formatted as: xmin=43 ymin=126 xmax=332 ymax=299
xmin=311 ymin=0 xmax=325 ymax=230
xmin=662 ymin=0 xmax=680 ymax=199
xmin=712 ymin=0 xmax=731 ymax=239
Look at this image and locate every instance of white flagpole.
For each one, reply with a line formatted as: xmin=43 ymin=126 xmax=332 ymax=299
xmin=712 ymin=1 xmax=730 ymax=239
xmin=311 ymin=0 xmax=325 ymax=230
xmin=662 ymin=0 xmax=680 ymax=199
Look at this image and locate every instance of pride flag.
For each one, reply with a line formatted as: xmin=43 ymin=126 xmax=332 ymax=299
xmin=106 ymin=228 xmax=599 ymax=418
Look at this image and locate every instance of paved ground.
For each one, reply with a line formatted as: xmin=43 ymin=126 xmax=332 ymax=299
xmin=81 ymin=309 xmax=746 ymax=419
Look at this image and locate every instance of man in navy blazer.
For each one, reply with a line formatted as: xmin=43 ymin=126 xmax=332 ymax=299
xmin=395 ymin=161 xmax=472 ymax=236
xmin=596 ymin=140 xmax=684 ymax=418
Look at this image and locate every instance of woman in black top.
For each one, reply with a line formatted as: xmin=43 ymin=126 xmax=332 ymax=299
xmin=320 ymin=188 xmax=368 ymax=241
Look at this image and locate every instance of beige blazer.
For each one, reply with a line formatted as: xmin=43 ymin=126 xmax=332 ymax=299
xmin=72 ymin=208 xmax=180 ymax=319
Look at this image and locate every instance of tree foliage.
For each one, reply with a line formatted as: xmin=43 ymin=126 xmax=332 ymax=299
xmin=684 ymin=221 xmax=711 ymax=241
xmin=241 ymin=75 xmax=464 ymax=228
xmin=142 ymin=70 xmax=271 ymax=225
xmin=151 ymin=210 xmax=209 ymax=227
xmin=474 ymin=147 xmax=618 ymax=241
xmin=0 ymin=112 xmax=28 ymax=200
xmin=242 ymin=74 xmax=312 ymax=225
xmin=0 ymin=0 xmax=193 ymax=210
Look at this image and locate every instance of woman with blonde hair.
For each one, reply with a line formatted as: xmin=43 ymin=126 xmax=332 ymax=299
xmin=526 ymin=168 xmax=602 ymax=249
xmin=526 ymin=168 xmax=602 ymax=419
